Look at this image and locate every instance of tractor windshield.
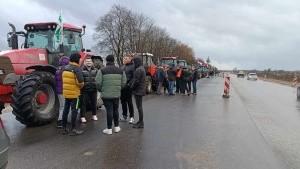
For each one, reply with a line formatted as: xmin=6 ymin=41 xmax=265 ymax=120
xmin=26 ymin=30 xmax=83 ymax=54
xmin=161 ymin=59 xmax=176 ymax=66
xmin=177 ymin=60 xmax=187 ymax=67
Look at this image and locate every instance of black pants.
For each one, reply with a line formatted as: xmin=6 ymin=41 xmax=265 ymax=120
xmin=80 ymin=91 xmax=97 ymax=117
xmin=103 ymin=98 xmax=119 ymax=129
xmin=62 ymin=98 xmax=80 ymax=129
xmin=181 ymin=81 xmax=189 ymax=94
xmin=187 ymin=81 xmax=191 ymax=93
xmin=134 ymin=95 xmax=143 ymax=122
xmin=175 ymin=78 xmax=181 ymax=93
xmin=120 ymin=88 xmax=134 ymax=118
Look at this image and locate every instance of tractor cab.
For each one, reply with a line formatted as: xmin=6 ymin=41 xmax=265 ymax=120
xmin=132 ymin=53 xmax=156 ymax=77
xmin=7 ymin=22 xmax=85 ymax=67
xmin=160 ymin=56 xmax=177 ymax=67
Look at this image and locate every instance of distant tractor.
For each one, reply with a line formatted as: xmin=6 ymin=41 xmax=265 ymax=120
xmin=0 ymin=22 xmax=102 ymax=126
xmin=160 ymin=56 xmax=187 ymax=68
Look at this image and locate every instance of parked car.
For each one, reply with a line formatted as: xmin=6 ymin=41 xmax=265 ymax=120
xmin=0 ymin=116 xmax=10 ymax=169
xmin=247 ymin=73 xmax=258 ymax=80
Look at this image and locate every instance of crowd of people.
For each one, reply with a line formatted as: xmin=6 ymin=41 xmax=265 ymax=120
xmin=55 ymin=52 xmax=199 ymax=136
xmin=155 ymin=64 xmax=199 ymax=96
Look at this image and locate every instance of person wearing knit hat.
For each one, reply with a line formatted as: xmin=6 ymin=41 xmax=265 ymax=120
xmin=61 ymin=52 xmax=85 ymax=136
xmin=96 ymin=55 xmax=126 ymax=135
xmin=55 ymin=56 xmax=70 ymax=128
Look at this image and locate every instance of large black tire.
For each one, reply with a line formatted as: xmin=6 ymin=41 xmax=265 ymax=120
xmin=11 ymin=71 xmax=58 ymax=126
xmin=146 ymin=76 xmax=153 ymax=94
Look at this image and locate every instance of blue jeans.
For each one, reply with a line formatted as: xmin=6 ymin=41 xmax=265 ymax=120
xmin=168 ymin=80 xmax=175 ymax=94
xmin=192 ymin=81 xmax=197 ymax=93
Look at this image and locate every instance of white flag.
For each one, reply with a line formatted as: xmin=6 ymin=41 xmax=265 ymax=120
xmin=54 ymin=12 xmax=63 ymax=49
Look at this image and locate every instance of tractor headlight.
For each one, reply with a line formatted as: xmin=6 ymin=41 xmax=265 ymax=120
xmin=0 ymin=69 xmax=5 ymax=75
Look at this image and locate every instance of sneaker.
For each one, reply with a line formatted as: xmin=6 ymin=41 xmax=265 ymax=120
xmin=114 ymin=126 xmax=121 ymax=133
xmin=129 ymin=117 xmax=134 ymax=124
xmin=81 ymin=117 xmax=87 ymax=123
xmin=103 ymin=128 xmax=112 ymax=135
xmin=133 ymin=121 xmax=144 ymax=128
xmin=70 ymin=129 xmax=84 ymax=136
xmin=119 ymin=116 xmax=127 ymax=122
xmin=57 ymin=120 xmax=63 ymax=128
xmin=92 ymin=115 xmax=98 ymax=121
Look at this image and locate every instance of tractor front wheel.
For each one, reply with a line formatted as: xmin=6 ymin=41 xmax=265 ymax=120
xmin=11 ymin=71 xmax=58 ymax=126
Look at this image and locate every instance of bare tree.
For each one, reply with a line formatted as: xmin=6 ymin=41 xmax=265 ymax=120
xmin=93 ymin=4 xmax=198 ymax=66
xmin=94 ymin=5 xmax=130 ymax=66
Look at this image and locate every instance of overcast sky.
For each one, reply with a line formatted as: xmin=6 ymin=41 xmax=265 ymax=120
xmin=1 ymin=0 xmax=300 ymax=70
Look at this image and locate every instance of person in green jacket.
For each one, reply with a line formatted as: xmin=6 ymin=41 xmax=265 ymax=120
xmin=95 ymin=55 xmax=126 ymax=135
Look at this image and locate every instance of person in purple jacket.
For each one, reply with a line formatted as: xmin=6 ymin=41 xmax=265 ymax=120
xmin=55 ymin=56 xmax=70 ymax=128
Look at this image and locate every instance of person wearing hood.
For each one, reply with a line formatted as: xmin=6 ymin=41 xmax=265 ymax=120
xmin=95 ymin=55 xmax=126 ymax=135
xmin=130 ymin=56 xmax=146 ymax=128
xmin=55 ymin=56 xmax=70 ymax=128
xmin=80 ymin=57 xmax=99 ymax=123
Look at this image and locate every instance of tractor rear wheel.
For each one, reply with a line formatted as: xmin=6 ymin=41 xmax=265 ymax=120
xmin=11 ymin=71 xmax=58 ymax=126
xmin=146 ymin=76 xmax=153 ymax=94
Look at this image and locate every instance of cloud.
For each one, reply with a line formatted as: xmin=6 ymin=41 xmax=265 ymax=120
xmin=1 ymin=0 xmax=300 ymax=70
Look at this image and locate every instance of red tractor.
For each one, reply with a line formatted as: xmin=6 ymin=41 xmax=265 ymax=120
xmin=0 ymin=22 xmax=102 ymax=126
xmin=160 ymin=56 xmax=187 ymax=68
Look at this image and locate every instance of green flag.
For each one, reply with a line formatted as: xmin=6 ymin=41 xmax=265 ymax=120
xmin=54 ymin=12 xmax=63 ymax=49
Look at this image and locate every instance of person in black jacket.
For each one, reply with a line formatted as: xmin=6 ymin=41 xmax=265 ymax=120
xmin=191 ymin=67 xmax=199 ymax=95
xmin=167 ymin=63 xmax=177 ymax=95
xmin=80 ymin=57 xmax=98 ymax=123
xmin=120 ymin=55 xmax=135 ymax=124
xmin=131 ymin=56 xmax=146 ymax=128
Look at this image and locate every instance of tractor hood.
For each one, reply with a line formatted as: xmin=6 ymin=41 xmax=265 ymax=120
xmin=0 ymin=48 xmax=48 ymax=75
xmin=0 ymin=48 xmax=48 ymax=64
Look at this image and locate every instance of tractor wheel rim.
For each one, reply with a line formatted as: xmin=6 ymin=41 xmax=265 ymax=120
xmin=33 ymin=84 xmax=55 ymax=115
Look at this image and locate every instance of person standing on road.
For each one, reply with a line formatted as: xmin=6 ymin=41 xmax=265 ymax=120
xmin=191 ymin=67 xmax=199 ymax=95
xmin=120 ymin=55 xmax=135 ymax=124
xmin=80 ymin=57 xmax=98 ymax=123
xmin=55 ymin=56 xmax=69 ymax=128
xmin=156 ymin=66 xmax=165 ymax=95
xmin=61 ymin=53 xmax=84 ymax=136
xmin=96 ymin=55 xmax=126 ymax=135
xmin=131 ymin=56 xmax=146 ymax=128
xmin=167 ymin=63 xmax=177 ymax=95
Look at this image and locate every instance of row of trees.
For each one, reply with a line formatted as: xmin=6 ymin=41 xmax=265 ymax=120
xmin=93 ymin=5 xmax=197 ymax=66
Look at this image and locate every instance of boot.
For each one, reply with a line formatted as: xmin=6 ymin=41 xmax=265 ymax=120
xmin=61 ymin=126 xmax=68 ymax=135
xmin=70 ymin=128 xmax=84 ymax=136
xmin=133 ymin=121 xmax=144 ymax=128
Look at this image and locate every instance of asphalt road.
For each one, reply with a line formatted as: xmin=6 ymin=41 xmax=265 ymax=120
xmin=2 ymin=75 xmax=300 ymax=169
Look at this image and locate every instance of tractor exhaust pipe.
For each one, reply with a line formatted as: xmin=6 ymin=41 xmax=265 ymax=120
xmin=7 ymin=22 xmax=18 ymax=49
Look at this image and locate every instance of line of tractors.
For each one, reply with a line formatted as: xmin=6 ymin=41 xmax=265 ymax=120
xmin=0 ymin=21 xmax=208 ymax=127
